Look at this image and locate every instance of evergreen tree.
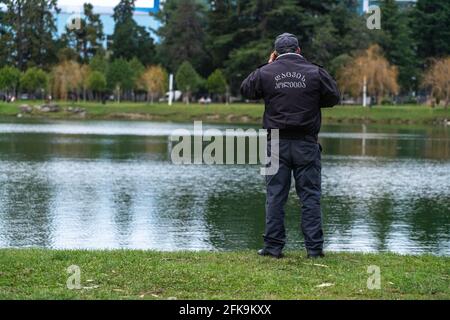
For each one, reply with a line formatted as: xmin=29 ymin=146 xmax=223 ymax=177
xmin=413 ymin=0 xmax=450 ymax=60
xmin=379 ymin=0 xmax=419 ymax=92
xmin=155 ymin=0 xmax=208 ymax=74
xmin=111 ymin=0 xmax=156 ymax=65
xmin=0 ymin=0 xmax=59 ymax=70
xmin=62 ymin=3 xmax=105 ymax=62
xmin=217 ymin=0 xmax=336 ymax=92
xmin=205 ymin=0 xmax=235 ymax=70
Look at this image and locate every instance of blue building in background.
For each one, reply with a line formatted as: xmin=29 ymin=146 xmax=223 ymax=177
xmin=56 ymin=0 xmax=161 ymax=36
xmin=356 ymin=0 xmax=417 ymax=14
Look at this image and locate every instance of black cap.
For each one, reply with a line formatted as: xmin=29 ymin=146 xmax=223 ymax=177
xmin=274 ymin=33 xmax=299 ymax=54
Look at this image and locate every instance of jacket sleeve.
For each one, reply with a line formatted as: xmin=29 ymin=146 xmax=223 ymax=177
xmin=240 ymin=68 xmax=263 ymax=100
xmin=318 ymin=67 xmax=340 ymax=108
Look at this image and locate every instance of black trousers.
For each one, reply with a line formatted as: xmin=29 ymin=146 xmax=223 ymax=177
xmin=264 ymin=138 xmax=324 ymax=255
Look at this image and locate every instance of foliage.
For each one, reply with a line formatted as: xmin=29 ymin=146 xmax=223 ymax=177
xmin=0 ymin=66 xmax=21 ymax=93
xmin=154 ymin=0 xmax=208 ymax=74
xmin=89 ymin=54 xmax=109 ymax=74
xmin=107 ymin=59 xmax=135 ymax=102
xmin=378 ymin=0 xmax=418 ymax=92
xmin=128 ymin=57 xmax=145 ymax=90
xmin=110 ymin=0 xmax=156 ymax=65
xmin=0 ymin=0 xmax=449 ymax=100
xmin=337 ymin=45 xmax=399 ymax=103
xmin=413 ymin=0 xmax=450 ymax=60
xmin=61 ymin=3 xmax=105 ymax=62
xmin=87 ymin=71 xmax=107 ymax=97
xmin=176 ymin=61 xmax=201 ymax=104
xmin=206 ymin=69 xmax=227 ymax=95
xmin=0 ymin=0 xmax=59 ymax=70
xmin=50 ymin=60 xmax=83 ymax=100
xmin=139 ymin=66 xmax=168 ymax=103
xmin=20 ymin=67 xmax=48 ymax=94
xmin=422 ymin=57 xmax=450 ymax=107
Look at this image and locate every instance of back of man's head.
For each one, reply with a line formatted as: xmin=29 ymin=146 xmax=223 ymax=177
xmin=274 ymin=33 xmax=300 ymax=55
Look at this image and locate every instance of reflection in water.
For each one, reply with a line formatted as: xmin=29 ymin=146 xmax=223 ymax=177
xmin=0 ymin=120 xmax=449 ymax=254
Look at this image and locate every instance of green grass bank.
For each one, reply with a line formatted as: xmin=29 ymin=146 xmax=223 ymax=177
xmin=0 ymin=249 xmax=448 ymax=300
xmin=1 ymin=101 xmax=449 ymax=125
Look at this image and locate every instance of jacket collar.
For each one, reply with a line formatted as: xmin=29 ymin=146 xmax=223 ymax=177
xmin=276 ymin=53 xmax=305 ymax=61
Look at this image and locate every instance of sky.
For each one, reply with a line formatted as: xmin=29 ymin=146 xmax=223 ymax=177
xmin=58 ymin=0 xmax=160 ymax=14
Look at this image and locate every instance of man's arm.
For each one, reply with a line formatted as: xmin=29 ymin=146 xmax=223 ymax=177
xmin=240 ymin=68 xmax=264 ymax=100
xmin=318 ymin=67 xmax=340 ymax=108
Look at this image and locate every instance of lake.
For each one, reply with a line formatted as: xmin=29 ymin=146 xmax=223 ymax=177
xmin=0 ymin=119 xmax=449 ymax=254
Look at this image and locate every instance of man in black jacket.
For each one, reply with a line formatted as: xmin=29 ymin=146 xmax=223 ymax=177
xmin=241 ymin=33 xmax=340 ymax=259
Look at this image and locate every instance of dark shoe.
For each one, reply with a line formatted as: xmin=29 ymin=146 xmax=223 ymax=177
xmin=307 ymin=251 xmax=325 ymax=259
xmin=257 ymin=249 xmax=283 ymax=259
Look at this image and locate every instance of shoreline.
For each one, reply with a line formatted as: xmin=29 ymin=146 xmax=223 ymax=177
xmin=0 ymin=249 xmax=448 ymax=300
xmin=1 ymin=102 xmax=449 ymax=126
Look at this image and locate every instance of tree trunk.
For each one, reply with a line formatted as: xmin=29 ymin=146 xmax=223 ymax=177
xmin=445 ymin=91 xmax=449 ymax=109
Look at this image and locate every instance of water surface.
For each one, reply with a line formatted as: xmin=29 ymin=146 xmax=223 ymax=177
xmin=0 ymin=120 xmax=448 ymax=254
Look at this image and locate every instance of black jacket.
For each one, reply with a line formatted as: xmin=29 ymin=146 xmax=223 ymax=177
xmin=240 ymin=53 xmax=340 ymax=137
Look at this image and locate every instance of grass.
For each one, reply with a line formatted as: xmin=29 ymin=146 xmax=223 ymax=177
xmin=0 ymin=249 xmax=448 ymax=300
xmin=1 ymin=101 xmax=449 ymax=125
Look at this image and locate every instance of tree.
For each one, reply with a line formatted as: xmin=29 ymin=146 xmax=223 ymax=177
xmin=0 ymin=0 xmax=59 ymax=70
xmin=206 ymin=69 xmax=227 ymax=102
xmin=204 ymin=0 xmax=373 ymax=93
xmin=378 ymin=0 xmax=418 ymax=92
xmin=422 ymin=57 xmax=450 ymax=108
xmin=80 ymin=64 xmax=91 ymax=101
xmin=90 ymin=53 xmax=109 ymax=74
xmin=140 ymin=66 xmax=168 ymax=103
xmin=50 ymin=60 xmax=83 ymax=100
xmin=309 ymin=16 xmax=339 ymax=67
xmin=57 ymin=47 xmax=79 ymax=62
xmin=0 ymin=66 xmax=21 ymax=96
xmin=329 ymin=0 xmax=373 ymax=56
xmin=128 ymin=57 xmax=145 ymax=97
xmin=155 ymin=0 xmax=208 ymax=74
xmin=62 ymin=3 xmax=104 ymax=62
xmin=107 ymin=59 xmax=135 ymax=103
xmin=205 ymin=0 xmax=235 ymax=70
xmin=111 ymin=0 xmax=156 ymax=65
xmin=337 ymin=45 xmax=399 ymax=104
xmin=176 ymin=61 xmax=201 ymax=104
xmin=413 ymin=0 xmax=450 ymax=60
xmin=87 ymin=71 xmax=107 ymax=101
xmin=20 ymin=67 xmax=48 ymax=97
